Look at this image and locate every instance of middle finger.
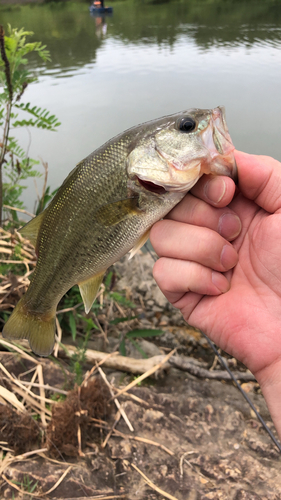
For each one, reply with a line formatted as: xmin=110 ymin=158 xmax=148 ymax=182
xmin=166 ymin=193 xmax=241 ymax=241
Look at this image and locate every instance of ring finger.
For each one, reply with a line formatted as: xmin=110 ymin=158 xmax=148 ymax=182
xmin=150 ymin=220 xmax=239 ymax=273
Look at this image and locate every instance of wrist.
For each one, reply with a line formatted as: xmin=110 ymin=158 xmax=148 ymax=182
xmin=255 ymin=358 xmax=281 ymax=441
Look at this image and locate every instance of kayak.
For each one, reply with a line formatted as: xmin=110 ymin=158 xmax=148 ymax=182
xmin=89 ymin=5 xmax=113 ymax=14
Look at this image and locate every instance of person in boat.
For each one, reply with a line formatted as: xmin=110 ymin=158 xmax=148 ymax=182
xmin=150 ymin=150 xmax=281 ymax=441
xmin=93 ymin=0 xmax=104 ymax=8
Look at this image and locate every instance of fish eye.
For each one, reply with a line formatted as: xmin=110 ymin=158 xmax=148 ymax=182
xmin=177 ymin=117 xmax=196 ymax=133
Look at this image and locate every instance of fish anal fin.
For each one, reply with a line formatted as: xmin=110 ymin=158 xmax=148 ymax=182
xmin=78 ymin=271 xmax=105 ymax=314
xmin=2 ymin=298 xmax=56 ymax=357
xmin=128 ymin=229 xmax=150 ymax=260
xmin=19 ymin=212 xmax=44 ymax=247
xmin=95 ymin=198 xmax=141 ymax=227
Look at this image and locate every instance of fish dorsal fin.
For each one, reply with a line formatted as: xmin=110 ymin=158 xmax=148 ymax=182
xmin=95 ymin=198 xmax=141 ymax=227
xmin=19 ymin=212 xmax=44 ymax=247
xmin=78 ymin=271 xmax=105 ymax=314
xmin=128 ymin=229 xmax=150 ymax=260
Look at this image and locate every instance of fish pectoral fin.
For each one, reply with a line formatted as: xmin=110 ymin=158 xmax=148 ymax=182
xmin=2 ymin=298 xmax=56 ymax=357
xmin=128 ymin=229 xmax=150 ymax=260
xmin=19 ymin=212 xmax=44 ymax=247
xmin=95 ymin=197 xmax=141 ymax=227
xmin=78 ymin=271 xmax=105 ymax=314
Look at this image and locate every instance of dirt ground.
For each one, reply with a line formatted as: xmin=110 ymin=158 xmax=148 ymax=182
xmin=0 ymin=252 xmax=281 ymax=499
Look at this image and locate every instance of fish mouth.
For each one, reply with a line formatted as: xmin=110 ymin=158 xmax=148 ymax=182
xmin=201 ymin=106 xmax=237 ymax=182
xmin=137 ymin=177 xmax=167 ymax=194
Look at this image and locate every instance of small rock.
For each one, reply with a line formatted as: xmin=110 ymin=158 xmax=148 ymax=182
xmin=241 ymin=382 xmax=258 ymax=393
xmin=159 ymin=464 xmax=168 ymax=477
xmin=153 ymin=287 xmax=168 ymax=307
xmin=143 ymin=409 xmax=164 ymax=423
xmin=146 ymin=299 xmax=155 ymax=307
xmin=159 ymin=315 xmax=169 ymax=326
xmin=109 ymin=439 xmax=133 ymax=459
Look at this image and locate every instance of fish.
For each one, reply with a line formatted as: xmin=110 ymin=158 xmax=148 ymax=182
xmin=2 ymin=106 xmax=237 ymax=356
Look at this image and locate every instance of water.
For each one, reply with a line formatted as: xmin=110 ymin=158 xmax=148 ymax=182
xmin=1 ymin=0 xmax=281 ymax=212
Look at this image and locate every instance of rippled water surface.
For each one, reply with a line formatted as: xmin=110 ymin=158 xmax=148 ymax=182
xmin=1 ymin=0 xmax=281 ymax=209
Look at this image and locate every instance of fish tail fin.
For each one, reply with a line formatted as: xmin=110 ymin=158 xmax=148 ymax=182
xmin=2 ymin=298 xmax=56 ymax=357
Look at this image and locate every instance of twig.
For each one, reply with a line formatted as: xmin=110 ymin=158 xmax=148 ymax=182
xmin=0 ymin=362 xmax=53 ymax=416
xmin=98 ymin=366 xmax=134 ymax=432
xmin=16 ymin=380 xmax=68 ymax=395
xmin=82 ymin=351 xmax=119 ymax=387
xmin=101 ymin=410 xmax=121 ymax=449
xmin=92 ymin=312 xmax=108 ymax=344
xmin=90 ymin=419 xmax=174 ymax=456
xmin=117 ymin=391 xmax=152 ymax=407
xmin=0 ymin=339 xmax=39 ymax=363
xmin=113 ymin=349 xmax=176 ymax=399
xmin=113 ymin=300 xmax=126 ymax=317
xmin=0 ymin=384 xmax=25 ymax=412
xmin=0 ymin=26 xmax=12 ymax=101
xmin=2 ymin=465 xmax=72 ymax=497
xmin=20 ymin=365 xmax=38 ymax=407
xmin=62 ymin=345 xmax=170 ymax=375
xmin=169 ymin=355 xmax=256 ymax=381
xmin=113 ymin=429 xmax=174 ymax=456
xmin=179 ymin=451 xmax=197 ymax=477
xmin=37 ymin=364 xmax=47 ymax=427
xmin=56 ymin=302 xmax=84 ymax=314
xmin=131 ymin=463 xmax=179 ymax=500
xmin=77 ymin=423 xmax=84 ymax=457
xmin=8 ymin=384 xmax=53 ymax=416
xmin=56 ymin=497 xmax=126 ymax=500
xmin=54 ymin=317 xmax=62 ymax=358
xmin=3 ymin=204 xmax=35 ymax=218
xmin=0 ymin=448 xmax=48 ymax=475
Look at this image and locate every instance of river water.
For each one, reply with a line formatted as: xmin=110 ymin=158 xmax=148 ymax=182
xmin=1 ymin=0 xmax=281 ymax=211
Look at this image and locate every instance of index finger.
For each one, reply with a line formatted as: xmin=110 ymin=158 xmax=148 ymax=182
xmin=234 ymin=150 xmax=281 ymax=214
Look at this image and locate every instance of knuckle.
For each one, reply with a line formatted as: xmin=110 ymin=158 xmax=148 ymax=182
xmin=150 ymin=220 xmax=165 ymax=248
xmin=152 ymin=258 xmax=167 ymax=287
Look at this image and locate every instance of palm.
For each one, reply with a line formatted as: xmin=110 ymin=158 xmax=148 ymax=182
xmin=188 ymin=194 xmax=281 ymax=376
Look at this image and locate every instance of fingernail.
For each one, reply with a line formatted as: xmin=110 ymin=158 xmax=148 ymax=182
xmin=212 ymin=271 xmax=230 ymax=293
xmin=205 ymin=177 xmax=226 ymax=204
xmin=220 ymin=244 xmax=238 ymax=270
xmin=218 ymin=213 xmax=242 ymax=240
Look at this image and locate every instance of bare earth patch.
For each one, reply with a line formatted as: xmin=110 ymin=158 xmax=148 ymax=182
xmin=0 ymin=252 xmax=280 ymax=499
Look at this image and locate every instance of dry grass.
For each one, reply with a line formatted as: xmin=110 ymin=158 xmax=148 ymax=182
xmin=0 ymin=225 xmax=37 ymax=313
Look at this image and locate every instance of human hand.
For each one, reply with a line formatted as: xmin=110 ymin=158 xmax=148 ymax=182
xmin=150 ymin=151 xmax=281 ymax=434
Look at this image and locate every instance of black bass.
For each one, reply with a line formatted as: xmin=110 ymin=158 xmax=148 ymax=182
xmin=2 ymin=106 xmax=237 ymax=356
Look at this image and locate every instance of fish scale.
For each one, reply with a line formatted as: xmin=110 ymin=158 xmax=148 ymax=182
xmin=2 ymin=106 xmax=237 ymax=356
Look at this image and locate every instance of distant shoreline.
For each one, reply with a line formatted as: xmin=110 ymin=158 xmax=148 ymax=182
xmin=0 ymin=0 xmax=46 ymax=5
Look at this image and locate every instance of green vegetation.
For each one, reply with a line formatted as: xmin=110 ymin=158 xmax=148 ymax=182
xmin=119 ymin=328 xmax=164 ymax=357
xmin=0 ymin=24 xmax=60 ymax=226
xmin=12 ymin=474 xmax=39 ymax=499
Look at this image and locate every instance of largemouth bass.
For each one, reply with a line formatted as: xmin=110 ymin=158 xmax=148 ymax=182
xmin=2 ymin=106 xmax=237 ymax=356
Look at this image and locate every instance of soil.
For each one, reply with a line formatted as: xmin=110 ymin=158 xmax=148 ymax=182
xmin=0 ymin=252 xmax=281 ymax=499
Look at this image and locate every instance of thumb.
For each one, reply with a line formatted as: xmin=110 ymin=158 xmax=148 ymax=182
xmin=234 ymin=150 xmax=281 ymax=214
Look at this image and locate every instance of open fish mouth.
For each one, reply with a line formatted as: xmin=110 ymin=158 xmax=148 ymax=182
xmin=137 ymin=177 xmax=167 ymax=194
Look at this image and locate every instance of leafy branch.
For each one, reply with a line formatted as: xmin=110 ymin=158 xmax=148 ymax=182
xmin=14 ymin=103 xmax=60 ymax=130
xmin=0 ymin=24 xmax=60 ymax=226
